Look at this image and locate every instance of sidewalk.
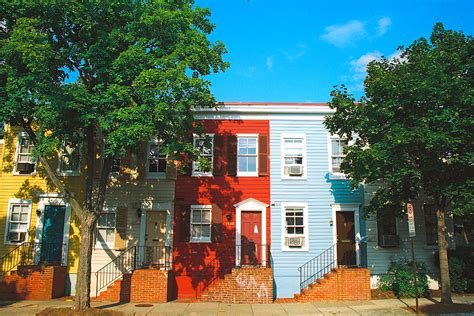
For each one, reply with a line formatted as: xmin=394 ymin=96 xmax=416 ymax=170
xmin=0 ymin=295 xmax=473 ymax=315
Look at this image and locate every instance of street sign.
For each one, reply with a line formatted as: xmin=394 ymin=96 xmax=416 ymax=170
xmin=407 ymin=202 xmax=416 ymax=237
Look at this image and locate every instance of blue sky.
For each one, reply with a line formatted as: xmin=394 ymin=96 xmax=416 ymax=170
xmin=196 ymin=0 xmax=474 ymax=102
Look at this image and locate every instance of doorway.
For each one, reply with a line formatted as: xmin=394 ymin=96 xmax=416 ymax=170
xmin=144 ymin=211 xmax=167 ymax=267
xmin=336 ymin=211 xmax=356 ymax=266
xmin=40 ymin=205 xmax=66 ymax=264
xmin=241 ymin=211 xmax=262 ymax=265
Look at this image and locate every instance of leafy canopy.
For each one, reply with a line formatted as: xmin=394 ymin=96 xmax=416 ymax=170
xmin=324 ymin=23 xmax=473 ymax=216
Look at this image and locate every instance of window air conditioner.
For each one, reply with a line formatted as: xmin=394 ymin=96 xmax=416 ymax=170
xmin=285 ymin=236 xmax=305 ymax=247
xmin=288 ymin=165 xmax=303 ymax=176
xmin=380 ymin=234 xmax=399 ymax=247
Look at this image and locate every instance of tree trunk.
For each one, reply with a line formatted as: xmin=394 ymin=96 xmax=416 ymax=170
xmin=73 ymin=213 xmax=97 ymax=310
xmin=436 ymin=206 xmax=453 ymax=304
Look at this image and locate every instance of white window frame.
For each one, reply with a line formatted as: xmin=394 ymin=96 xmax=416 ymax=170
xmin=4 ymin=198 xmax=32 ymax=245
xmin=0 ymin=121 xmax=5 ymax=144
xmin=146 ymin=139 xmax=167 ymax=179
xmin=328 ymin=134 xmax=350 ymax=178
xmin=190 ymin=205 xmax=212 ymax=243
xmin=237 ymin=134 xmax=258 ymax=177
xmin=13 ymin=132 xmax=37 ymax=175
xmin=281 ymin=133 xmax=307 ymax=180
xmin=95 ymin=207 xmax=117 ymax=249
xmin=192 ymin=134 xmax=214 ymax=177
xmin=57 ymin=144 xmax=81 ymax=176
xmin=281 ymin=202 xmax=309 ymax=251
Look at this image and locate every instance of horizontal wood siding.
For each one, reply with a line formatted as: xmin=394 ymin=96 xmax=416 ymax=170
xmin=270 ymin=119 xmax=364 ymax=298
xmin=173 ymin=120 xmax=270 ymax=298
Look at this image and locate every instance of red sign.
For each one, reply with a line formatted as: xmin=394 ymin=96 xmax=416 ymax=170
xmin=407 ymin=202 xmax=416 ymax=237
xmin=407 ymin=203 xmax=415 ymax=220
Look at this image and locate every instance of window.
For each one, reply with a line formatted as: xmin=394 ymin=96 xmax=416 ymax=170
xmin=0 ymin=121 xmax=5 ymax=144
xmin=58 ymin=144 xmax=80 ymax=175
xmin=282 ymin=203 xmax=308 ymax=251
xmin=4 ymin=199 xmax=32 ymax=244
xmin=424 ymin=204 xmax=438 ymax=246
xmin=282 ymin=136 xmax=305 ymax=178
xmin=330 ymin=138 xmax=348 ymax=173
xmin=237 ymin=136 xmax=258 ymax=176
xmin=147 ymin=140 xmax=166 ymax=177
xmin=190 ymin=206 xmax=211 ymax=242
xmin=377 ymin=210 xmax=398 ymax=247
xmin=14 ymin=134 xmax=36 ymax=174
xmin=110 ymin=157 xmax=121 ymax=174
xmin=192 ymin=135 xmax=214 ymax=176
xmin=96 ymin=209 xmax=116 ymax=247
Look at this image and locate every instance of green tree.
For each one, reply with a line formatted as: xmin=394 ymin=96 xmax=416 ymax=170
xmin=0 ymin=0 xmax=228 ymax=310
xmin=324 ymin=23 xmax=473 ymax=304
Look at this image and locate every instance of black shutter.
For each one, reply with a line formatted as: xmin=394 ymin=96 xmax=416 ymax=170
xmin=213 ymin=135 xmax=225 ymax=176
xmin=179 ymin=206 xmax=191 ymax=242
xmin=258 ymin=135 xmax=269 ymax=176
xmin=211 ymin=204 xmax=222 ymax=243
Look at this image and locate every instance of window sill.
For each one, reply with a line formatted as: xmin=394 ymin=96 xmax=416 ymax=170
xmin=328 ymin=173 xmax=347 ymax=180
xmin=189 ymin=239 xmax=211 ymax=243
xmin=237 ymin=173 xmax=258 ymax=177
xmin=12 ymin=172 xmax=37 ymax=176
xmin=4 ymin=241 xmax=25 ymax=246
xmin=191 ymin=173 xmax=213 ymax=177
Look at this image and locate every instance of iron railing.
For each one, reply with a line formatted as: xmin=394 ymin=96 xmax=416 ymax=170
xmin=236 ymin=243 xmax=271 ymax=267
xmin=0 ymin=242 xmax=65 ymax=277
xmin=95 ymin=245 xmax=172 ymax=295
xmin=298 ymin=243 xmax=337 ymax=292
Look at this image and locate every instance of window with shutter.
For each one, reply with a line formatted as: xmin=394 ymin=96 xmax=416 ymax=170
xmin=4 ymin=199 xmax=32 ymax=244
xmin=190 ymin=206 xmax=212 ymax=242
xmin=96 ymin=208 xmax=116 ymax=248
xmin=14 ymin=133 xmax=36 ymax=175
xmin=237 ymin=135 xmax=258 ymax=176
xmin=192 ymin=134 xmax=214 ymax=176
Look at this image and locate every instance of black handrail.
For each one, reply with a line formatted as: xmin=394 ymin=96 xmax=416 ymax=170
xmin=0 ymin=242 xmax=66 ymax=277
xmin=297 ymin=243 xmax=337 ymax=293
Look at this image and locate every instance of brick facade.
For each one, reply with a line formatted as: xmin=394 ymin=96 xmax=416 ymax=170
xmin=200 ymin=267 xmax=273 ymax=304
xmin=130 ymin=269 xmax=170 ymax=303
xmin=295 ymin=268 xmax=371 ymax=301
xmin=0 ymin=265 xmax=66 ymax=300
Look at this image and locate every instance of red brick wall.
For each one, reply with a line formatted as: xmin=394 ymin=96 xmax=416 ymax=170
xmin=296 ymin=268 xmax=371 ymax=301
xmin=173 ymin=120 xmax=271 ymax=299
xmin=130 ymin=269 xmax=169 ymax=303
xmin=0 ymin=265 xmax=66 ymax=300
xmin=201 ymin=267 xmax=273 ymax=304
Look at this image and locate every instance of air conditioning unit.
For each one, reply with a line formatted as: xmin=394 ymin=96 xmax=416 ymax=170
xmin=380 ymin=234 xmax=399 ymax=248
xmin=285 ymin=236 xmax=305 ymax=247
xmin=288 ymin=165 xmax=303 ymax=176
xmin=17 ymin=162 xmax=35 ymax=173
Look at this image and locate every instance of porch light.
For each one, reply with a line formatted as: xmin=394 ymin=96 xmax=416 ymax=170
xmin=36 ymin=209 xmax=41 ymax=217
xmin=226 ymin=213 xmax=232 ymax=221
xmin=329 ymin=219 xmax=334 ymax=226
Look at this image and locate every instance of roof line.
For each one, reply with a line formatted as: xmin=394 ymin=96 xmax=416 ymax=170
xmin=217 ymin=101 xmax=328 ymax=106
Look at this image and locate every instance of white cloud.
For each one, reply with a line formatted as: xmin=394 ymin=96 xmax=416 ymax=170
xmin=347 ymin=51 xmax=382 ymax=91
xmin=266 ymin=56 xmax=273 ymax=71
xmin=376 ymin=17 xmax=392 ymax=36
xmin=320 ymin=20 xmax=366 ymax=47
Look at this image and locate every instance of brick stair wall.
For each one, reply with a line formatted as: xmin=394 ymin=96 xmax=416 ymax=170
xmin=97 ymin=273 xmax=132 ymax=302
xmin=200 ymin=267 xmax=273 ymax=304
xmin=294 ymin=268 xmax=371 ymax=301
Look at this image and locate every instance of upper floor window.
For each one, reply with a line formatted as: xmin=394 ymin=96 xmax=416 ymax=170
xmin=14 ymin=133 xmax=36 ymax=175
xmin=110 ymin=157 xmax=121 ymax=174
xmin=190 ymin=206 xmax=211 ymax=242
xmin=192 ymin=135 xmax=214 ymax=176
xmin=282 ymin=135 xmax=305 ymax=178
xmin=282 ymin=203 xmax=308 ymax=251
xmin=58 ymin=144 xmax=80 ymax=176
xmin=0 ymin=121 xmax=5 ymax=144
xmin=377 ymin=210 xmax=399 ymax=247
xmin=96 ymin=208 xmax=116 ymax=248
xmin=330 ymin=137 xmax=348 ymax=174
xmin=4 ymin=199 xmax=32 ymax=244
xmin=424 ymin=204 xmax=438 ymax=246
xmin=147 ymin=140 xmax=166 ymax=178
xmin=237 ymin=136 xmax=258 ymax=176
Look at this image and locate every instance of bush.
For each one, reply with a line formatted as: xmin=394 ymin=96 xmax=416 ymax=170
xmin=449 ymin=257 xmax=468 ymax=293
xmin=379 ymin=260 xmax=429 ymax=298
xmin=434 ymin=246 xmax=474 ymax=293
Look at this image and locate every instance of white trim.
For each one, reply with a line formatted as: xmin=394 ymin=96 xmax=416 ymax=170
xmin=190 ymin=205 xmax=212 ymax=243
xmin=95 ymin=207 xmax=117 ymax=249
xmin=331 ymin=203 xmax=361 ymax=266
xmin=4 ymin=198 xmax=33 ymax=245
xmin=139 ymin=201 xmax=173 ymax=247
xmin=146 ymin=139 xmax=167 ymax=179
xmin=327 ymin=133 xmax=348 ymax=179
xmin=13 ymin=132 xmax=37 ymax=176
xmin=192 ymin=134 xmax=214 ymax=177
xmin=34 ymin=196 xmax=71 ymax=266
xmin=235 ymin=198 xmax=267 ymax=266
xmin=281 ymin=133 xmax=307 ymax=180
xmin=195 ymin=104 xmax=333 ymax=114
xmin=281 ymin=202 xmax=309 ymax=252
xmin=237 ymin=134 xmax=259 ymax=177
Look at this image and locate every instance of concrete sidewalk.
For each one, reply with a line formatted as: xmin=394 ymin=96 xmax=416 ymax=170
xmin=0 ymin=295 xmax=473 ymax=315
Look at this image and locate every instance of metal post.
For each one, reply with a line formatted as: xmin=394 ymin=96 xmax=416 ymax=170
xmin=411 ymin=237 xmax=418 ymax=314
xmin=133 ymin=246 xmax=137 ymax=271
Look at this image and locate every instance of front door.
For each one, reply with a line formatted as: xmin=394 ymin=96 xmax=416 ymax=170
xmin=241 ymin=211 xmax=262 ymax=265
xmin=144 ymin=211 xmax=167 ymax=267
xmin=40 ymin=205 xmax=66 ymax=264
xmin=336 ymin=211 xmax=356 ymax=266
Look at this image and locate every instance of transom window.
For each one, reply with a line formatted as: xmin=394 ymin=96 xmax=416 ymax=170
xmin=190 ymin=207 xmax=211 ymax=242
xmin=238 ymin=136 xmax=258 ymax=175
xmin=15 ymin=134 xmax=36 ymax=174
xmin=331 ymin=138 xmax=348 ymax=173
xmin=424 ymin=204 xmax=438 ymax=246
xmin=285 ymin=208 xmax=304 ymax=235
xmin=96 ymin=210 xmax=116 ymax=247
xmin=58 ymin=145 xmax=80 ymax=175
xmin=5 ymin=201 xmax=31 ymax=244
xmin=148 ymin=141 xmax=166 ymax=176
xmin=192 ymin=135 xmax=214 ymax=176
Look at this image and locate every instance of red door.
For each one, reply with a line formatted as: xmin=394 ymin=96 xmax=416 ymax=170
xmin=241 ymin=211 xmax=262 ymax=265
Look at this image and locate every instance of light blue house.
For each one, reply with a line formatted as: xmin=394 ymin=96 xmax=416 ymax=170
xmin=268 ymin=105 xmax=366 ymax=298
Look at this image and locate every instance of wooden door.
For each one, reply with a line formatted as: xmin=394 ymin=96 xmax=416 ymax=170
xmin=40 ymin=205 xmax=66 ymax=264
xmin=241 ymin=211 xmax=262 ymax=265
xmin=144 ymin=211 xmax=167 ymax=267
xmin=336 ymin=212 xmax=356 ymax=266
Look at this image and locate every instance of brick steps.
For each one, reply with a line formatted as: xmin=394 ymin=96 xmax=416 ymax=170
xmin=294 ymin=268 xmax=371 ymax=302
xmin=97 ymin=273 xmax=132 ymax=302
